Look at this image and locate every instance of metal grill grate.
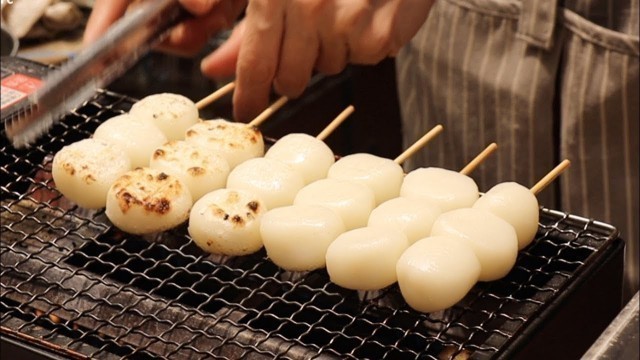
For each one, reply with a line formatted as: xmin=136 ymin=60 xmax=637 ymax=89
xmin=1 ymin=90 xmax=620 ymax=359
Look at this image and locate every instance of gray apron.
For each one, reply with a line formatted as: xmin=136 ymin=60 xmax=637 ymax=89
xmin=395 ymin=0 xmax=639 ymax=297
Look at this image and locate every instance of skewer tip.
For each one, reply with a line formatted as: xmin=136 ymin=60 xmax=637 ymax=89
xmin=195 ymin=82 xmax=236 ymax=110
xmin=393 ymin=124 xmax=445 ymax=164
xmin=316 ymin=105 xmax=355 ymax=140
xmin=459 ymin=142 xmax=498 ymax=175
xmin=248 ymin=96 xmax=289 ymax=127
xmin=530 ymin=159 xmax=571 ymax=195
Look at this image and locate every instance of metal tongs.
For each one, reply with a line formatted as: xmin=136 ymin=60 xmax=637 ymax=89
xmin=4 ymin=0 xmax=189 ymax=148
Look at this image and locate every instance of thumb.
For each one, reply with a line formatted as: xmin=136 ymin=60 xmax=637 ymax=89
xmin=200 ymin=20 xmax=245 ymax=79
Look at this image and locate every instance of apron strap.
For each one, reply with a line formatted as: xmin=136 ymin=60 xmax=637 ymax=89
xmin=517 ymin=0 xmax=559 ymax=50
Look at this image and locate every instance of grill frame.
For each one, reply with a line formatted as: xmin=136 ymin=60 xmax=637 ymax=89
xmin=0 ymin=89 xmax=624 ymax=360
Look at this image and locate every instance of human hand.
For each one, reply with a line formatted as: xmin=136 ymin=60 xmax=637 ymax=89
xmin=84 ymin=0 xmax=434 ymax=122
xmin=83 ymin=0 xmax=246 ymax=56
xmin=202 ymin=0 xmax=435 ymax=121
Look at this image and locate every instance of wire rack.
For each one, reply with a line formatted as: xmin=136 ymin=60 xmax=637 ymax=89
xmin=0 ymin=90 xmax=621 ymax=360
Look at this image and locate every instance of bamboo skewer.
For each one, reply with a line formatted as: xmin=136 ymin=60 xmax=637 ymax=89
xmin=248 ymin=96 xmax=289 ymax=127
xmin=459 ymin=143 xmax=498 ymax=175
xmin=194 ymin=83 xmax=287 ymax=128
xmin=393 ymin=125 xmax=444 ymax=164
xmin=195 ymin=82 xmax=236 ymax=110
xmin=530 ymin=159 xmax=571 ymax=195
xmin=316 ymin=105 xmax=355 ymax=141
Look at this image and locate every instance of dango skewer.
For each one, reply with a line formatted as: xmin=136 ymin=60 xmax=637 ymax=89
xmin=185 ymin=95 xmax=288 ymax=170
xmin=260 ymin=121 xmax=438 ymax=273
xmin=370 ymin=143 xmax=498 ymax=245
xmin=90 ymin=84 xmax=236 ymax=170
xmin=327 ymin=125 xmax=444 ymax=206
xmin=400 ymin=143 xmax=498 ymax=212
xmin=100 ymin=92 xmax=283 ymax=236
xmin=400 ymin=160 xmax=573 ymax=313
xmin=265 ymin=105 xmax=354 ymax=184
xmin=297 ymin=125 xmax=444 ymax=231
xmin=190 ymin=108 xmax=352 ymax=258
xmin=473 ymin=159 xmax=571 ymax=250
xmin=322 ymin=129 xmax=466 ymax=291
xmin=227 ymin=105 xmax=354 ymax=211
xmin=194 ymin=82 xmax=236 ymax=110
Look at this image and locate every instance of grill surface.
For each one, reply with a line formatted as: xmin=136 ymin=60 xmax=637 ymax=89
xmin=0 ymin=90 xmax=621 ymax=359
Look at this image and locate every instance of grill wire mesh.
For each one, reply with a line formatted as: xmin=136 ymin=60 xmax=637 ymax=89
xmin=1 ymin=90 xmax=620 ymax=360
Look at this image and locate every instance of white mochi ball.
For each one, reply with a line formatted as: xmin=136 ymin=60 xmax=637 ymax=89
xmin=185 ymin=119 xmax=264 ymax=169
xmin=149 ymin=140 xmax=230 ymax=201
xmin=325 ymin=226 xmax=409 ymax=290
xmin=473 ymin=182 xmax=540 ymax=250
xmin=401 ymin=167 xmax=479 ymax=212
xmin=188 ymin=188 xmax=267 ymax=256
xmin=52 ymin=138 xmax=131 ymax=209
xmin=105 ymin=167 xmax=193 ymax=235
xmin=396 ymin=236 xmax=481 ymax=313
xmin=430 ymin=208 xmax=518 ymax=281
xmin=93 ymin=113 xmax=168 ymax=168
xmin=294 ymin=178 xmax=375 ymax=230
xmin=368 ymin=197 xmax=442 ymax=245
xmin=129 ymin=93 xmax=199 ymax=141
xmin=260 ymin=205 xmax=345 ymax=271
xmin=265 ymin=133 xmax=335 ymax=184
xmin=227 ymin=157 xmax=305 ymax=210
xmin=327 ymin=153 xmax=404 ymax=205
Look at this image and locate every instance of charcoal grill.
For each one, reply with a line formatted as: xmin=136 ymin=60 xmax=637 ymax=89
xmin=0 ymin=87 xmax=625 ymax=360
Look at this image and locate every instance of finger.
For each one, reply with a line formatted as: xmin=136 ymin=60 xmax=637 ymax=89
xmin=315 ymin=3 xmax=349 ymax=75
xmin=315 ymin=36 xmax=349 ymax=75
xmin=180 ymin=0 xmax=246 ymax=18
xmin=273 ymin=1 xmax=320 ymax=98
xmin=348 ymin=27 xmax=390 ymax=65
xmin=179 ymin=0 xmax=222 ymax=16
xmin=393 ymin=0 xmax=435 ymax=46
xmin=233 ymin=0 xmax=286 ymax=122
xmin=344 ymin=6 xmax=390 ymax=65
xmin=83 ymin=0 xmax=130 ymax=45
xmin=347 ymin=1 xmax=427 ymax=65
xmin=158 ymin=13 xmax=228 ymax=56
xmin=159 ymin=0 xmax=245 ymax=56
xmin=201 ymin=20 xmax=245 ymax=79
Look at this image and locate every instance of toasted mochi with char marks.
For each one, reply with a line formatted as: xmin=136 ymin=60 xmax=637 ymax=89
xmin=149 ymin=140 xmax=230 ymax=201
xmin=105 ymin=167 xmax=192 ymax=235
xmin=185 ymin=119 xmax=264 ymax=169
xmin=189 ymin=188 xmax=267 ymax=256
